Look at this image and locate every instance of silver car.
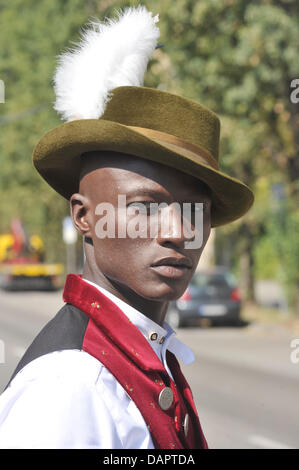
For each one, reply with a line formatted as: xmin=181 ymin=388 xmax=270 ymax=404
xmin=166 ymin=267 xmax=242 ymax=328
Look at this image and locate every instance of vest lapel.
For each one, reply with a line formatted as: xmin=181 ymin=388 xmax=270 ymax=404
xmin=166 ymin=351 xmax=209 ymax=449
xmin=63 ymin=274 xmax=208 ymax=449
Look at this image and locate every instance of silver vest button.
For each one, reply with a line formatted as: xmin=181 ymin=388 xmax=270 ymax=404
xmin=183 ymin=413 xmax=189 ymax=436
xmin=149 ymin=332 xmax=158 ymax=341
xmin=158 ymin=387 xmax=173 ymax=410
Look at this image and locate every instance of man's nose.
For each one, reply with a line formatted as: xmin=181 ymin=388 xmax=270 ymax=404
xmin=155 ymin=203 xmax=195 ymax=247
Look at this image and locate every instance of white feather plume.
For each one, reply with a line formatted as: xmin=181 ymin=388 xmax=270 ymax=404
xmin=53 ymin=6 xmax=160 ymax=121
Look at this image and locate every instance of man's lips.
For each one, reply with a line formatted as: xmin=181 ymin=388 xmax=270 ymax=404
xmin=150 ymin=256 xmax=192 ymax=278
xmin=151 ymin=256 xmax=193 ymax=268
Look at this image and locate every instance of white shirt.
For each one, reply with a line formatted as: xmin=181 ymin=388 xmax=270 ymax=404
xmin=0 ymin=280 xmax=194 ymax=449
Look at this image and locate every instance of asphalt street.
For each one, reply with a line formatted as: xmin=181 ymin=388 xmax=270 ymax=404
xmin=0 ymin=289 xmax=298 ymax=449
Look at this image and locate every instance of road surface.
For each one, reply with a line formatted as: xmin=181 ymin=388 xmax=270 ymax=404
xmin=0 ymin=289 xmax=298 ymax=449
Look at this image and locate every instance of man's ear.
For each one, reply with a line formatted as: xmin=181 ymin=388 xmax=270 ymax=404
xmin=70 ymin=193 xmax=93 ymax=239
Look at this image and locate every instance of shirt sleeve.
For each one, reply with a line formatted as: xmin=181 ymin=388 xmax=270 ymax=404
xmin=0 ymin=350 xmax=123 ymax=449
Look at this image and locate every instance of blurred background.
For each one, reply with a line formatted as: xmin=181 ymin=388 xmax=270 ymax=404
xmin=0 ymin=0 xmax=298 ymax=449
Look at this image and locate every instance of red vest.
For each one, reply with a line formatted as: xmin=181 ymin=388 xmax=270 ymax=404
xmin=63 ymin=274 xmax=208 ymax=450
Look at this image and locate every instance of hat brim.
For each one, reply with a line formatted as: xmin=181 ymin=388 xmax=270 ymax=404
xmin=33 ymin=119 xmax=254 ymax=227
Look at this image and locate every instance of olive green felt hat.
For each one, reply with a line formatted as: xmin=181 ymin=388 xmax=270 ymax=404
xmin=33 ymin=86 xmax=254 ymax=227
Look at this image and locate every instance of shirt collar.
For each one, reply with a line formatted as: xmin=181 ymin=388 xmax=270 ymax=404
xmin=82 ymin=278 xmax=194 ymax=365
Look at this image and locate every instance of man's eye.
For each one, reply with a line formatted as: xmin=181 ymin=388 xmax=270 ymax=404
xmin=127 ymin=202 xmax=152 ymax=215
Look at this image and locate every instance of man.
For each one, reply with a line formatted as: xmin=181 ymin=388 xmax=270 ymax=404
xmin=0 ymin=7 xmax=253 ymax=449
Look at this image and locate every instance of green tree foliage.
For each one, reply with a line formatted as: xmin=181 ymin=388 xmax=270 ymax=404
xmin=144 ymin=0 xmax=299 ymax=310
xmin=0 ymin=0 xmax=298 ymax=311
xmin=0 ymin=0 xmax=92 ymax=261
xmin=267 ymin=199 xmax=299 ymax=312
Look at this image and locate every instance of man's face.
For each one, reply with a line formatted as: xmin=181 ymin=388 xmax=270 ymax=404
xmin=76 ymin=152 xmax=212 ymax=302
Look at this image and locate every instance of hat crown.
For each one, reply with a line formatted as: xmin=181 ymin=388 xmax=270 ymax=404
xmin=101 ymin=86 xmax=220 ymax=162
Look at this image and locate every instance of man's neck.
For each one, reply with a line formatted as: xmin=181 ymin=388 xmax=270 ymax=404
xmin=82 ymin=263 xmax=168 ymax=326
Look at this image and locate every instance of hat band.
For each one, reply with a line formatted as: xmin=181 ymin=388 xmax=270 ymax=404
xmin=128 ymin=126 xmax=219 ymax=170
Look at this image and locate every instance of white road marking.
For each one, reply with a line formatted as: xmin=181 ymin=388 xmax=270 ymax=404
xmin=248 ymin=434 xmax=295 ymax=449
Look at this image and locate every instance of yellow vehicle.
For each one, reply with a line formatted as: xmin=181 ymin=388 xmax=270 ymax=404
xmin=0 ymin=220 xmax=64 ymax=291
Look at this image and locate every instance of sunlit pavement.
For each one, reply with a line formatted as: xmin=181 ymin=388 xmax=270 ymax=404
xmin=0 ymin=289 xmax=298 ymax=449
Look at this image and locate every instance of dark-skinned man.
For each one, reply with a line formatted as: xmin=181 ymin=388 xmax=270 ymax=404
xmin=75 ymin=152 xmax=212 ymax=325
xmin=0 ymin=7 xmax=253 ymax=449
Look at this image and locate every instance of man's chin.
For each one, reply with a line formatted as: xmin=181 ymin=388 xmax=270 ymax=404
xmin=106 ymin=273 xmax=190 ymax=303
xmin=141 ymin=279 xmax=190 ymax=302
